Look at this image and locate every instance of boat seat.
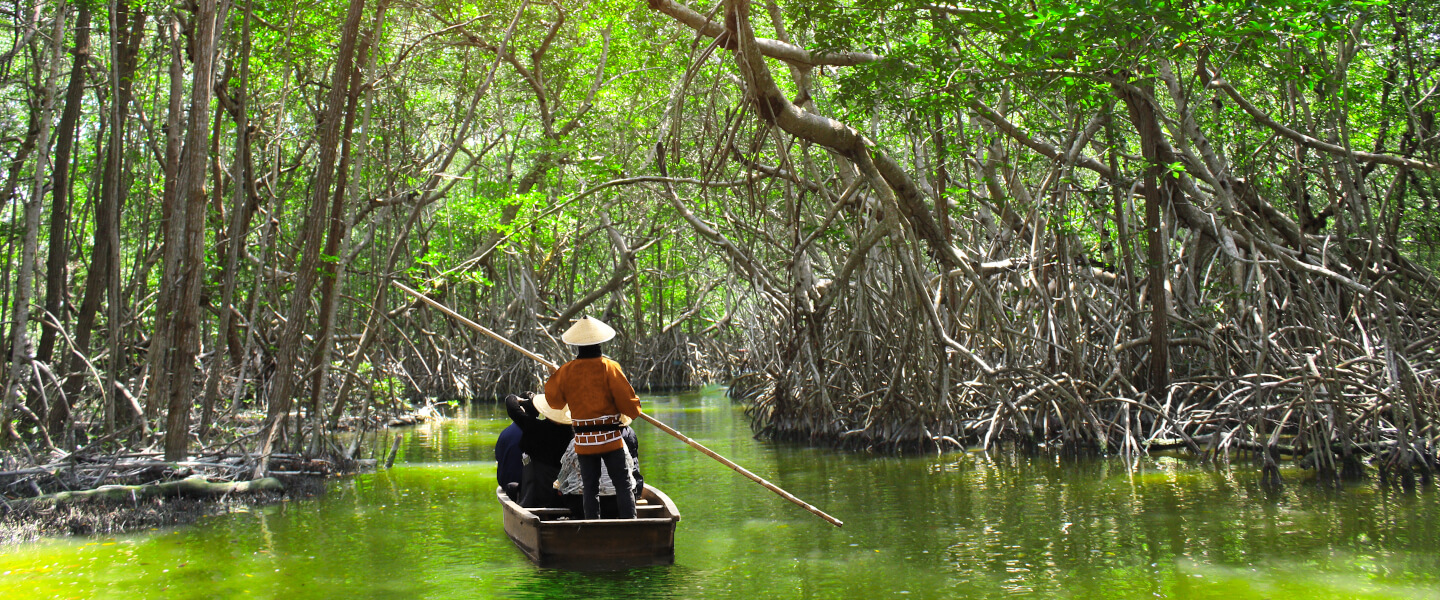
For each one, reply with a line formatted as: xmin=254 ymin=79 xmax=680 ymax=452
xmin=528 ymin=506 xmax=670 ymax=521
xmin=528 ymin=508 xmax=573 ymax=520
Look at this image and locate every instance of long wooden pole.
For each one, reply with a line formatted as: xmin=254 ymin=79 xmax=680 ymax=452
xmin=633 ymin=411 xmax=843 ymax=527
xmin=393 ymin=282 xmax=558 ymax=369
xmin=391 ymin=281 xmax=843 ymax=527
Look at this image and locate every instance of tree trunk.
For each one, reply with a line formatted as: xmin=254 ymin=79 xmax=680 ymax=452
xmin=255 ymin=0 xmax=370 ymax=470
xmin=1104 ymin=111 xmax=1141 ymax=361
xmin=162 ymin=0 xmax=220 ymax=461
xmin=4 ymin=1 xmax=68 ymax=447
xmin=200 ymin=0 xmax=257 ymax=435
xmin=306 ymin=1 xmax=392 ymax=444
xmin=62 ymin=2 xmax=146 ymax=428
xmin=148 ymin=12 xmax=189 ymax=422
xmin=37 ymin=5 xmax=91 ymax=367
xmin=0 ymin=116 xmax=40 ymax=394
xmin=1117 ymin=81 xmax=1172 ymax=401
xmin=304 ymin=44 xmax=367 ymax=450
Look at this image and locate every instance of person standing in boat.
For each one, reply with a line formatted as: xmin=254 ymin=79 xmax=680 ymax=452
xmin=553 ymin=426 xmax=644 ymax=518
xmin=543 ymin=316 xmax=641 ymax=520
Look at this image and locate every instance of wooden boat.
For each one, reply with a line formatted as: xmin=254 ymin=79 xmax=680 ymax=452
xmin=497 ymin=484 xmax=681 ymax=569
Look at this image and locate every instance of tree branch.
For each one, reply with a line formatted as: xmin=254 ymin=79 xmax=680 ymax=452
xmin=1208 ymin=76 xmax=1439 ymax=171
xmin=647 ymin=0 xmax=882 ymax=68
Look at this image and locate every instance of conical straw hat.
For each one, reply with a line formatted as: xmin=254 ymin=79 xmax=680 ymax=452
xmin=532 ymin=393 xmax=572 ymax=425
xmin=561 ymin=316 xmax=616 ymax=346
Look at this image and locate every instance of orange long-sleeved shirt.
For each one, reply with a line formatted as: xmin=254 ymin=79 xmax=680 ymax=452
xmin=544 ymin=357 xmax=640 ymax=454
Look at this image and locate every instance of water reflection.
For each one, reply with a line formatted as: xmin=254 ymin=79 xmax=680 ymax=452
xmin=1 ymin=385 xmax=1437 ymax=599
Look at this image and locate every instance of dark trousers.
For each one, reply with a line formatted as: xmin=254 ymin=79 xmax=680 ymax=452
xmin=519 ymin=461 xmax=562 ymax=508
xmin=578 ymin=448 xmax=635 ymax=519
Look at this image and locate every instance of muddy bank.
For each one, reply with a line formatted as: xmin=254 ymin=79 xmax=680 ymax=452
xmin=0 ymin=448 xmax=387 ymax=547
xmin=0 ymin=403 xmax=443 ymax=549
xmin=0 ymin=474 xmax=326 ymax=547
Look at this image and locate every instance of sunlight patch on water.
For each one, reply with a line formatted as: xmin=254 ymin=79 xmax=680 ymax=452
xmin=1176 ymin=556 xmax=1440 ymax=599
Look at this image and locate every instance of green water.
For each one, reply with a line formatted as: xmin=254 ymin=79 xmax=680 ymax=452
xmin=3 ymin=385 xmax=1437 ymax=599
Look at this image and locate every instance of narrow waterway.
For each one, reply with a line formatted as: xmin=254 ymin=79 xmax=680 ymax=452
xmin=3 ymin=385 xmax=1438 ymax=599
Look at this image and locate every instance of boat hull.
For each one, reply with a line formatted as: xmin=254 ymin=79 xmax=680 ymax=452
xmin=497 ymin=484 xmax=680 ymax=569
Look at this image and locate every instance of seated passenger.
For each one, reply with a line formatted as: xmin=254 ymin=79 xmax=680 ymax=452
xmin=507 ymin=391 xmax=574 ymax=507
xmin=495 ymin=421 xmax=523 ymax=501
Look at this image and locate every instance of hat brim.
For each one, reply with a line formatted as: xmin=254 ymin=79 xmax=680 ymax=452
xmin=532 ymin=393 xmax=572 ymax=425
xmin=561 ymin=317 xmax=616 ymax=346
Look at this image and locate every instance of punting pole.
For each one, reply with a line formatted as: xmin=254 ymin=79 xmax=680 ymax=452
xmin=391 ymin=280 xmax=844 ymax=527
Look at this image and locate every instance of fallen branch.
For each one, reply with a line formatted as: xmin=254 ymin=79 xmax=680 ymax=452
xmin=20 ymin=475 xmax=284 ymax=506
